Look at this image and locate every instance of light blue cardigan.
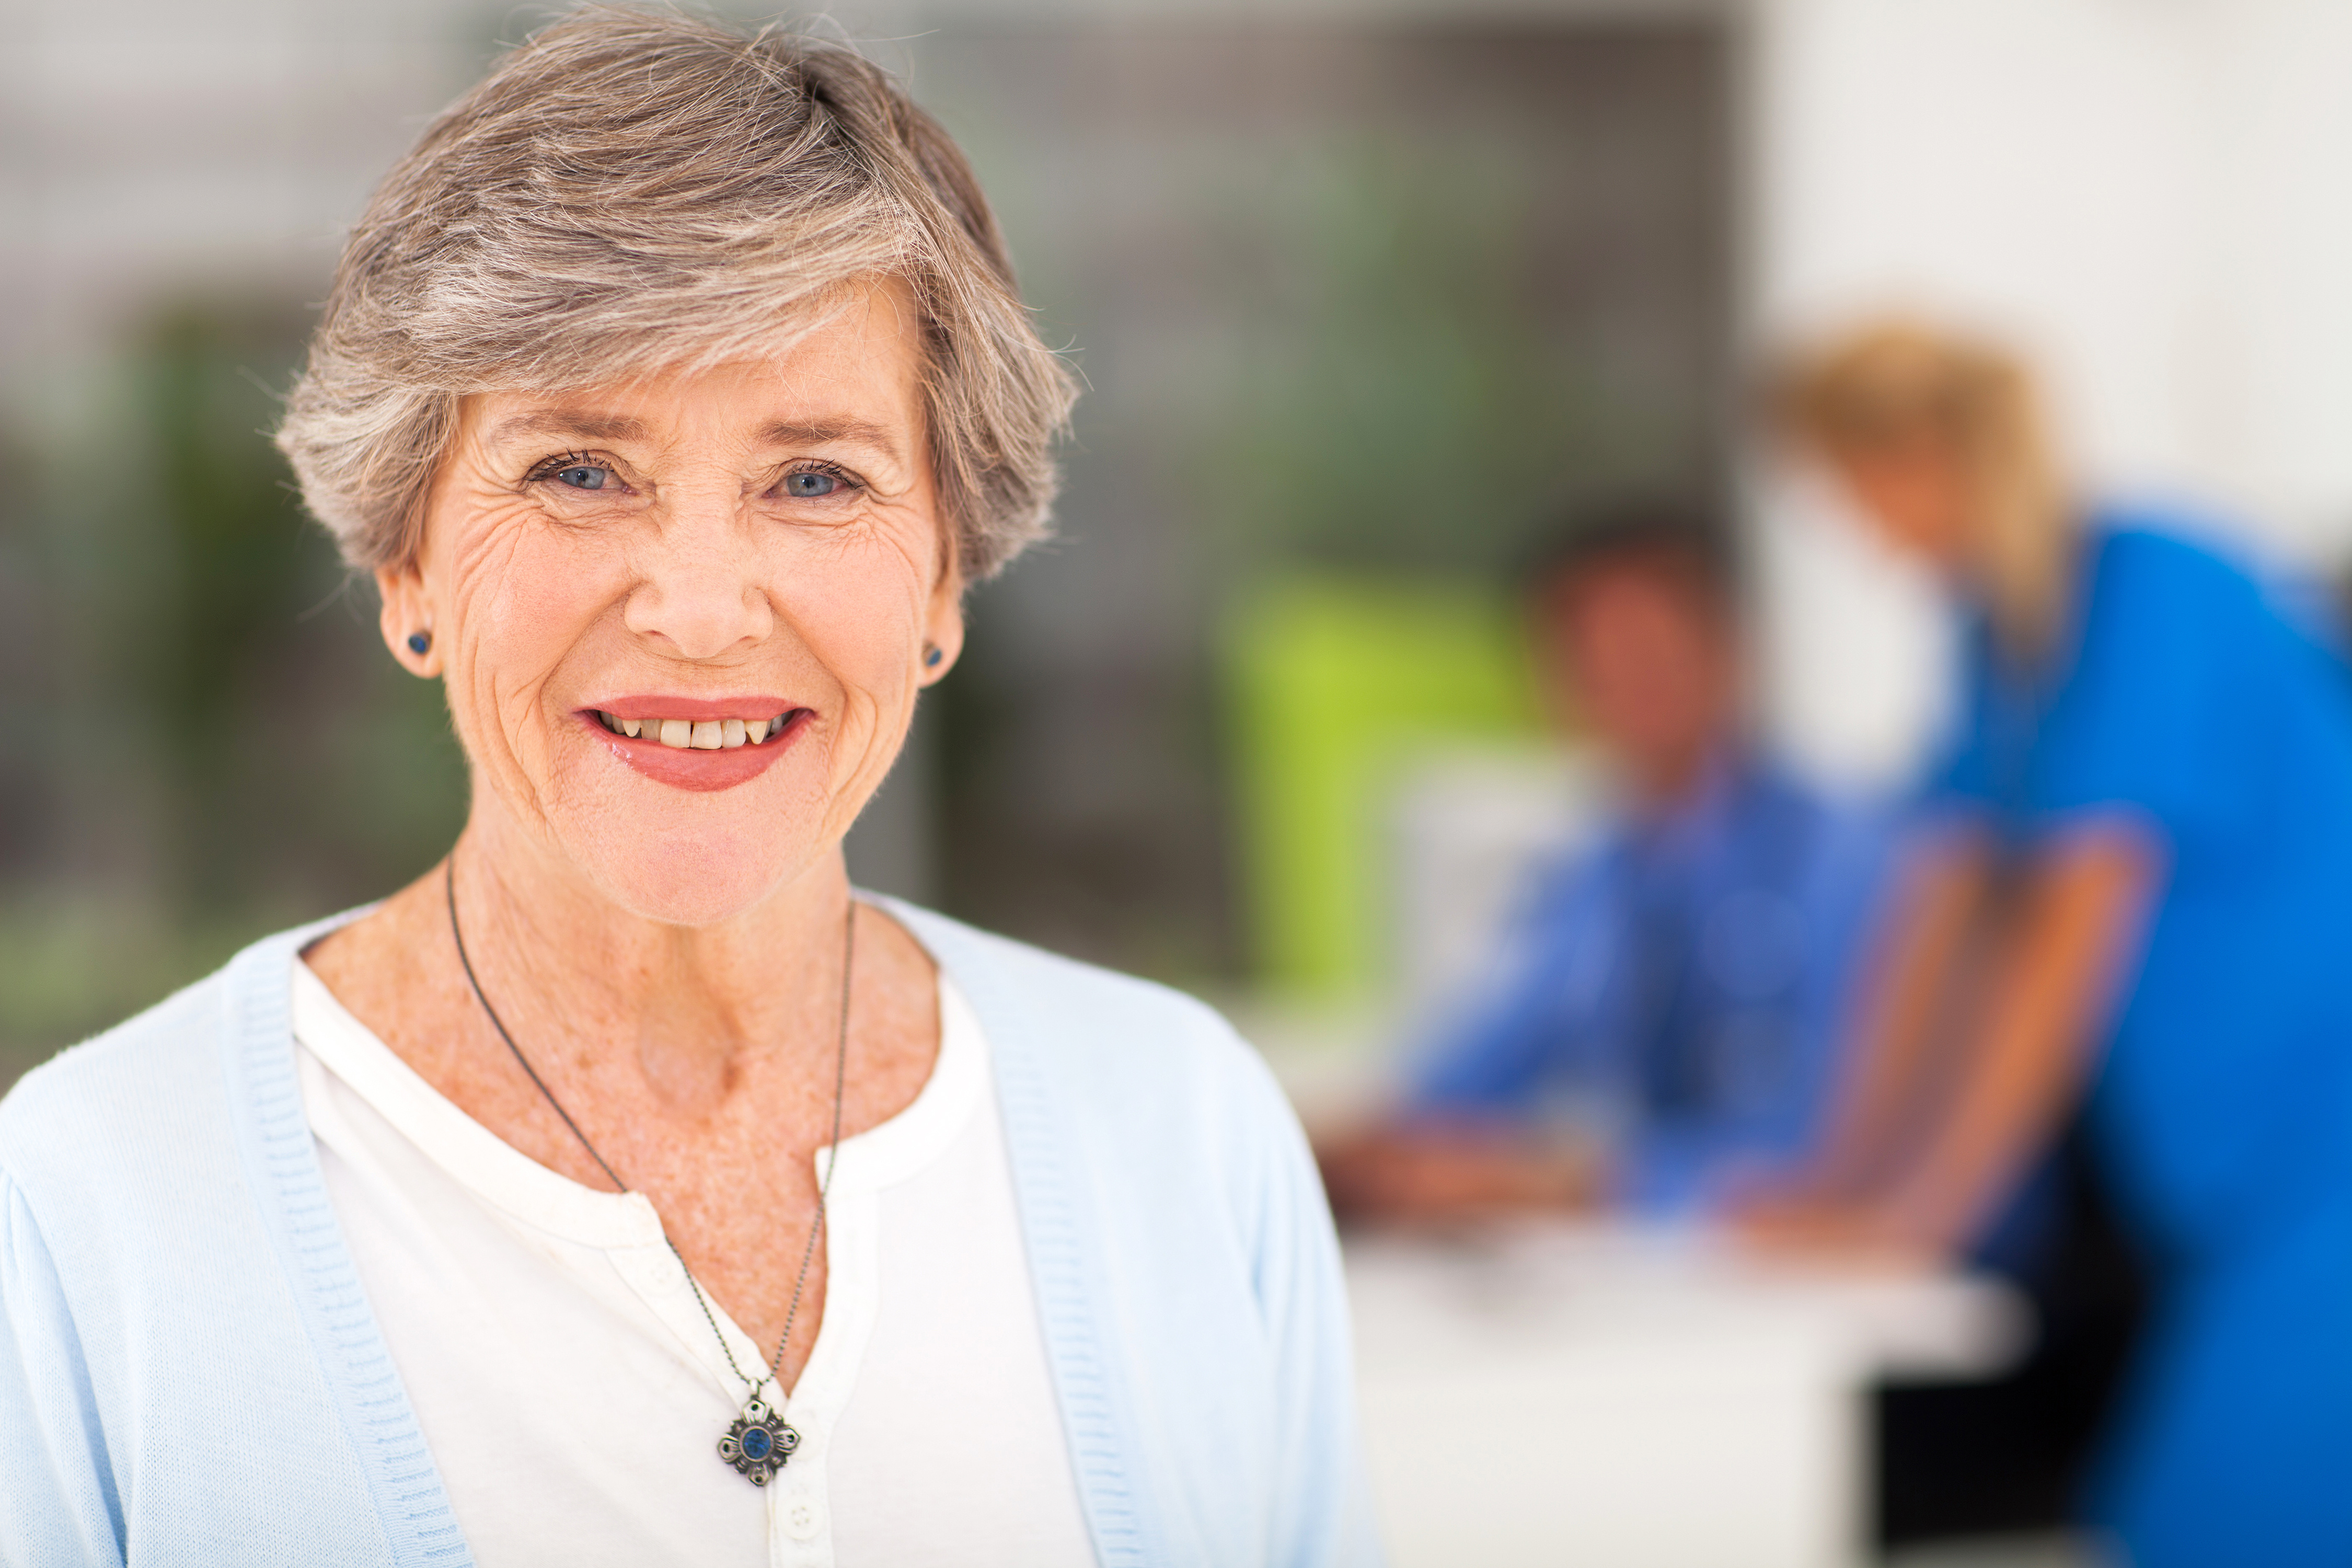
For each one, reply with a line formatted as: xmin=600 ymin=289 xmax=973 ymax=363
xmin=0 ymin=902 xmax=1380 ymax=1567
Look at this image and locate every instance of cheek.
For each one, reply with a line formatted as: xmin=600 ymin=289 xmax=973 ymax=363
xmin=455 ymin=511 xmax=614 ymax=641
xmin=1570 ymin=653 xmax=1648 ymax=734
xmin=774 ymin=538 xmax=932 ymax=693
xmin=1846 ymin=465 xmax=1955 ymax=552
xmin=443 ymin=505 xmax=630 ymax=730
xmin=1575 ymin=629 xmax=1691 ymax=731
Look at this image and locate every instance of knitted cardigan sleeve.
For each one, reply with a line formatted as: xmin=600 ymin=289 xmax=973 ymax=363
xmin=0 ymin=1165 xmax=124 ymax=1567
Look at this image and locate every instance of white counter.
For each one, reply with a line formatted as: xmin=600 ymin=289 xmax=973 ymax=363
xmin=1348 ymin=1223 xmax=2024 ymax=1568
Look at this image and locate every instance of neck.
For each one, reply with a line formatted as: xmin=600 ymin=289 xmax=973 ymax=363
xmin=450 ymin=801 xmax=855 ymax=1121
xmin=1628 ymin=742 xmax=1723 ymax=817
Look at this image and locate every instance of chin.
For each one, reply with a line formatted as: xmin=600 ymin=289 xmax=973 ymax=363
xmin=547 ymin=764 xmax=837 ymax=928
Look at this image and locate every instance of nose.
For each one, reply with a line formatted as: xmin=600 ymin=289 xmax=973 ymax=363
xmin=623 ymin=488 xmax=774 ymax=660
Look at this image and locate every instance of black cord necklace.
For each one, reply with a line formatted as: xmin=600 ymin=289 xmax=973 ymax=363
xmin=443 ymin=858 xmax=854 ymax=1488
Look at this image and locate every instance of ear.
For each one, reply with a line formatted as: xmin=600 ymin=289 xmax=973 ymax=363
xmin=376 ymin=561 xmax=441 ymax=678
xmin=918 ymin=557 xmax=965 ymax=687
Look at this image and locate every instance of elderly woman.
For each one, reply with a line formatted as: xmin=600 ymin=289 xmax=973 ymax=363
xmin=0 ymin=12 xmax=1375 ymax=1566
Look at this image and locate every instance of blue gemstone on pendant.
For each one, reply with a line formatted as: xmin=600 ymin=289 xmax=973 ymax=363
xmin=740 ymin=1425 xmax=774 ymax=1461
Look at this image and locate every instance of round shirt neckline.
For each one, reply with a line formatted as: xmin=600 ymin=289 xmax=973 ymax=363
xmin=289 ymin=951 xmax=981 ymax=1251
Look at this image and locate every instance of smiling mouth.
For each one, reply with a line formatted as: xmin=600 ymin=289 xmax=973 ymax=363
xmin=593 ymin=709 xmax=798 ymax=750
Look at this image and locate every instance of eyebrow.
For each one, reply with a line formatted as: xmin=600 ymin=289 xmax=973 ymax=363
xmin=483 ymin=410 xmax=904 ymax=467
xmin=759 ymin=418 xmax=903 ymax=465
xmin=486 ymin=410 xmax=651 ymax=447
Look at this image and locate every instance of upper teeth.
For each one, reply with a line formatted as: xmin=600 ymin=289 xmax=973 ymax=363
xmin=601 ymin=711 xmax=786 ymax=749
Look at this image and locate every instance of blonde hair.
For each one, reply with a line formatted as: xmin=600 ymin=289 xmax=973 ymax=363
xmin=1773 ymin=320 xmax=2071 ymax=656
xmin=275 ymin=6 xmax=1077 ymax=582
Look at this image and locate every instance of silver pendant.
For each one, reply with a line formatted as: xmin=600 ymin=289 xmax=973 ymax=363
xmin=718 ymin=1396 xmax=800 ymax=1486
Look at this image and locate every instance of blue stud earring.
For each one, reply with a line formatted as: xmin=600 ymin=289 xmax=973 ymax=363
xmin=924 ymin=643 xmax=943 ymax=668
xmin=407 ymin=631 xmax=432 ymax=656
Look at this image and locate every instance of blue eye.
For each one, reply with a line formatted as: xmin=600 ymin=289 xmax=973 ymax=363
xmin=783 ymin=469 xmax=840 ymax=498
xmin=555 ymin=464 xmax=610 ymax=491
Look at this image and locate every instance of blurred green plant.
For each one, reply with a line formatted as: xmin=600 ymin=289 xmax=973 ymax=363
xmin=1202 ymin=131 xmax=1683 ymax=579
xmin=0 ymin=299 xmax=467 ymax=1086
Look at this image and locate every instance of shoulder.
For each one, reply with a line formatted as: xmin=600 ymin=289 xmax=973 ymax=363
xmin=2085 ymin=511 xmax=2266 ymax=617
xmin=0 ymin=916 xmax=414 ymax=1564
xmin=2087 ymin=509 xmax=2346 ymax=677
xmin=896 ymin=900 xmax=1221 ymax=1021
xmin=2063 ymin=517 xmax=2268 ymax=718
xmin=890 ymin=901 xmax=1273 ymax=1104
xmin=1736 ymin=754 xmax=1831 ymax=827
xmin=1754 ymin=755 xmax=1898 ymax=854
xmin=1499 ymin=821 xmax=1629 ymax=932
xmin=0 ymin=967 xmax=233 ymax=1194
xmin=884 ymin=902 xmax=1309 ymax=1205
xmin=0 ymin=962 xmax=256 ymax=1409
xmin=0 ymin=909 xmax=357 ymax=1221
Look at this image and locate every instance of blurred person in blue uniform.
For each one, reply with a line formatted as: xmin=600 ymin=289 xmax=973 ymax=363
xmin=1320 ymin=499 xmax=1894 ymax=1223
xmin=1744 ymin=321 xmax=2352 ymax=1568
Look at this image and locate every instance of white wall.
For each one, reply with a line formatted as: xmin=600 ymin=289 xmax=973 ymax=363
xmin=1744 ymin=0 xmax=2352 ymax=788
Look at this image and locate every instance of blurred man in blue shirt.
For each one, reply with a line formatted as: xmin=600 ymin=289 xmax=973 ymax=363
xmin=1322 ymin=499 xmax=1894 ymax=1222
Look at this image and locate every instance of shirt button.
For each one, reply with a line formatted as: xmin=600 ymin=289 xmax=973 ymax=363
xmin=787 ymin=1497 xmax=822 ymax=1541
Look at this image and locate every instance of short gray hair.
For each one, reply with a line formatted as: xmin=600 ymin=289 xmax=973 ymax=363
xmin=276 ymin=5 xmax=1076 ymax=582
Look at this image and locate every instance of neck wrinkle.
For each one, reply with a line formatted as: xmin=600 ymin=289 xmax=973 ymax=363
xmin=446 ymin=817 xmax=856 ymax=1115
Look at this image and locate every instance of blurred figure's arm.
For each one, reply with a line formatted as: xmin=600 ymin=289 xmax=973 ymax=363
xmin=1739 ymin=816 xmax=2159 ymax=1258
xmin=1874 ymin=820 xmax=2158 ymax=1248
xmin=1320 ymin=855 xmax=1621 ymax=1226
xmin=1317 ymin=1120 xmax=1604 ymax=1225
xmin=1783 ymin=825 xmax=2002 ymax=1202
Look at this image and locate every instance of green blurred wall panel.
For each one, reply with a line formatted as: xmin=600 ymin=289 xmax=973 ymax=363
xmin=1225 ymin=578 xmax=1542 ymax=999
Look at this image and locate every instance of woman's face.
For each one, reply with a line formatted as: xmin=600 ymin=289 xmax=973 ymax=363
xmin=1826 ymin=436 xmax=1972 ymax=571
xmin=378 ymin=280 xmax=961 ymax=926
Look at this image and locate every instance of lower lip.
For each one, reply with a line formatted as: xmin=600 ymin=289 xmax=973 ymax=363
xmin=586 ymin=711 xmax=808 ymax=792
